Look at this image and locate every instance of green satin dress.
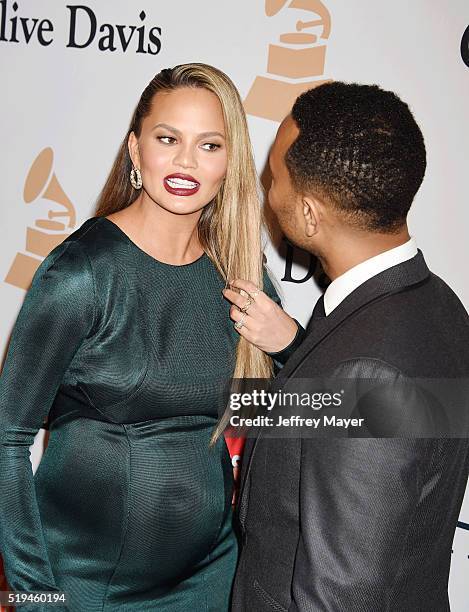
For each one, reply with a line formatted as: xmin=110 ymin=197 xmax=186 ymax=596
xmin=0 ymin=216 xmax=276 ymax=611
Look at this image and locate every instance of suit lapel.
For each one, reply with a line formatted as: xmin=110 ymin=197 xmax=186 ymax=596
xmin=272 ymin=250 xmax=430 ymax=388
xmin=238 ymin=251 xmax=430 ymax=518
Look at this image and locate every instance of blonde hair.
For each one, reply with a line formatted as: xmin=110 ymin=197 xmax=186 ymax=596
xmin=94 ymin=63 xmax=273 ymax=443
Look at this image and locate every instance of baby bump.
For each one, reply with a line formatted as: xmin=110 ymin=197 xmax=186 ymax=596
xmin=111 ymin=418 xmax=234 ymax=587
xmin=34 ymin=416 xmax=233 ymax=588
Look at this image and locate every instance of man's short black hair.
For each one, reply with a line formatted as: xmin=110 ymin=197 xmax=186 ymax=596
xmin=285 ymin=81 xmax=426 ymax=232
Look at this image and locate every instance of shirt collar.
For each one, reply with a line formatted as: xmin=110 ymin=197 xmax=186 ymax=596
xmin=323 ymin=237 xmax=418 ymax=316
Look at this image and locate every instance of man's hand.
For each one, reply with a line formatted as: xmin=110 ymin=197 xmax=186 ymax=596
xmin=223 ymin=279 xmax=298 ymax=353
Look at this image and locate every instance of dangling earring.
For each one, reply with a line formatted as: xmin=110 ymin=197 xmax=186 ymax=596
xmin=130 ymin=166 xmax=142 ymax=190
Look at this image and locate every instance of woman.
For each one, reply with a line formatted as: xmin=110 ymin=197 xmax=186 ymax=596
xmin=0 ymin=63 xmax=297 ymax=611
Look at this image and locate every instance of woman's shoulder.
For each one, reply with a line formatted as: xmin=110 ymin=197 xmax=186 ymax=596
xmin=62 ymin=215 xmax=121 ymax=257
xmin=29 ymin=216 xmax=118 ymax=306
xmin=33 ymin=217 xmax=100 ymax=281
xmin=39 ymin=215 xmax=128 ymax=275
xmin=21 ymin=225 xmax=97 ymax=336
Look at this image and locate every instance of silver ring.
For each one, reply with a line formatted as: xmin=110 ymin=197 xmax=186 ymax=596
xmin=240 ymin=297 xmax=253 ymax=313
xmin=234 ymin=313 xmax=247 ymax=330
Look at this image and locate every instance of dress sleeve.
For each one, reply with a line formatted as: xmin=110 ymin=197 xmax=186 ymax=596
xmin=0 ymin=240 xmax=95 ymax=606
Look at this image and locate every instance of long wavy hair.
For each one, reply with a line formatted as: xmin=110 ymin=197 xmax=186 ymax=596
xmin=94 ymin=63 xmax=273 ymax=443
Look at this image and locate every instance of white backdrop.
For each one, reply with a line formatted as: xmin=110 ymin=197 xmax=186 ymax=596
xmin=1 ymin=1 xmax=468 ymax=608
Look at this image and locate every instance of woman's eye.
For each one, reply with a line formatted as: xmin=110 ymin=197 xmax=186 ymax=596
xmin=157 ymin=137 xmax=220 ymax=151
xmin=157 ymin=136 xmax=176 ymax=144
xmin=201 ymin=143 xmax=221 ymax=151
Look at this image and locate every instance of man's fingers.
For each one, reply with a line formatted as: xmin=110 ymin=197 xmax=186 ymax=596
xmin=229 ymin=306 xmax=256 ymax=339
xmin=229 ymin=278 xmax=264 ymax=298
xmin=230 ymin=305 xmax=250 ymax=325
xmin=223 ymin=288 xmax=258 ymax=312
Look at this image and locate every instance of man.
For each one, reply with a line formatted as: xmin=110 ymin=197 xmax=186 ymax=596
xmin=230 ymin=82 xmax=469 ymax=611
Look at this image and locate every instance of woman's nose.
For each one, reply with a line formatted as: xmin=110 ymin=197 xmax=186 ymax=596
xmin=173 ymin=145 xmax=197 ymax=169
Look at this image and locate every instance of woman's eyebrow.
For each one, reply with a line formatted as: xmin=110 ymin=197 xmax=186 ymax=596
xmin=198 ymin=131 xmax=225 ymax=139
xmin=152 ymin=123 xmax=225 ymax=139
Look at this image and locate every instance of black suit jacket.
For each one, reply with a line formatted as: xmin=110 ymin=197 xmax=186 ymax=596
xmin=232 ymin=252 xmax=469 ymax=612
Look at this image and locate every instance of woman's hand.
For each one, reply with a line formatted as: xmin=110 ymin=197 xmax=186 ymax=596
xmin=223 ymin=279 xmax=298 ymax=353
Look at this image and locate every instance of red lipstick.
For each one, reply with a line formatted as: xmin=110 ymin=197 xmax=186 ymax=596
xmin=163 ymin=173 xmax=200 ymax=196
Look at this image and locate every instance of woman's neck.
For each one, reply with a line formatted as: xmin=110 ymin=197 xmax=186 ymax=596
xmin=108 ymin=193 xmax=204 ymax=265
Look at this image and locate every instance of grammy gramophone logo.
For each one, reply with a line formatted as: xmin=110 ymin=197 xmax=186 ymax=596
xmin=4 ymin=147 xmax=77 ymax=291
xmin=245 ymin=0 xmax=331 ymax=122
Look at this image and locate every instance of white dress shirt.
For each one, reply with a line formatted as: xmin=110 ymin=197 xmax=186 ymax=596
xmin=323 ymin=238 xmax=418 ymax=316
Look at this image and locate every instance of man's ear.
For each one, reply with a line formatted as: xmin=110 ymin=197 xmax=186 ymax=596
xmin=302 ymin=196 xmax=321 ymax=237
xmin=127 ymin=131 xmax=140 ymax=168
